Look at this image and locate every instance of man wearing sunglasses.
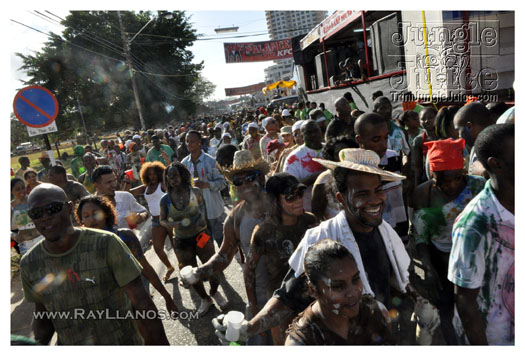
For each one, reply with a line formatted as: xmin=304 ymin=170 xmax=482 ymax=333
xmin=19 ymin=184 xmax=169 ymax=345
xmin=211 ymin=149 xmax=436 ymax=346
xmin=183 ymin=150 xmax=274 ymax=344
xmin=244 ymin=173 xmax=318 ymax=344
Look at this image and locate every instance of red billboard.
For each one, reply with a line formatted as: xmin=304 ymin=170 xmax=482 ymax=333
xmin=225 ymin=82 xmax=266 ymax=96
xmin=224 ymin=39 xmax=293 ymax=63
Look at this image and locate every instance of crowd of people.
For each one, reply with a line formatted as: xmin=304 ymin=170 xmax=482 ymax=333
xmin=11 ymin=92 xmax=514 ymax=345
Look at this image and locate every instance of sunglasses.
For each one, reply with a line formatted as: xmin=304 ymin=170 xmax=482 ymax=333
xmin=28 ymin=201 xmax=66 ymax=220
xmin=232 ymin=172 xmax=260 ymax=187
xmin=284 ymin=186 xmax=306 ymax=203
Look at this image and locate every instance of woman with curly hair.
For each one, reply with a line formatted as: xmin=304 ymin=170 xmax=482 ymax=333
xmin=75 ymin=195 xmax=178 ymax=317
xmin=129 ymin=161 xmax=176 ymax=281
xmin=159 ymin=162 xmax=225 ymax=316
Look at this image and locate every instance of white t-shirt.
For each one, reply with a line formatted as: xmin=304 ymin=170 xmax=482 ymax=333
xmin=448 ymin=181 xmax=514 ymax=345
xmin=283 ymin=144 xmax=325 ymax=212
xmin=114 ymin=191 xmax=147 ymax=229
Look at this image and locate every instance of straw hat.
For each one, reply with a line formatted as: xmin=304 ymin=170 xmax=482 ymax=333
xmin=313 ymin=148 xmax=405 ymax=182
xmin=218 ymin=149 xmax=269 ymax=182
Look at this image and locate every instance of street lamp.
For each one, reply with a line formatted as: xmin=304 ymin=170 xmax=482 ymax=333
xmin=117 ymin=11 xmax=173 ymax=131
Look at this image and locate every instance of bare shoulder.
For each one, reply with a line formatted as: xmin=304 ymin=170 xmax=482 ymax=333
xmin=413 ymin=180 xmax=432 ymax=209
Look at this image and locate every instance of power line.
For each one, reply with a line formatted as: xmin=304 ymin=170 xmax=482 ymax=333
xmin=11 ymin=19 xmax=124 ymax=63
xmin=44 ymin=11 xmax=126 ymax=57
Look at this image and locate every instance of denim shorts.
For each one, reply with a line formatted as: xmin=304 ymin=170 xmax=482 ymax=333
xmin=151 ymin=216 xmax=161 ymax=228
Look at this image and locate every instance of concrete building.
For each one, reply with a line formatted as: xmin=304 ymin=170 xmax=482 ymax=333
xmin=264 ymin=11 xmax=328 ymax=84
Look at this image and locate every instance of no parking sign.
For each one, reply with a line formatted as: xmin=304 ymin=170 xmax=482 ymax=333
xmin=13 ymin=86 xmax=59 ymax=136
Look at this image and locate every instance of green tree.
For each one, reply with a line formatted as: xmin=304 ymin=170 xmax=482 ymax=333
xmin=15 ymin=11 xmax=209 ymax=132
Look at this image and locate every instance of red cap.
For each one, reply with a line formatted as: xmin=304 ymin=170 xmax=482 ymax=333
xmin=424 ymin=138 xmax=465 ymax=172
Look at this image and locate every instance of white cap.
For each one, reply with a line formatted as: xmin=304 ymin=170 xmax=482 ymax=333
xmin=214 ymin=123 xmax=223 ymax=130
xmin=222 ymin=132 xmax=232 ymax=139
xmin=132 ymin=134 xmax=141 ymax=140
xmin=316 ymin=116 xmax=327 ymax=123
xmin=248 ymin=122 xmax=259 ymax=129
xmin=262 ymin=117 xmax=273 ymax=129
xmin=292 ymin=120 xmax=304 ymax=132
xmin=282 ymin=109 xmax=291 ymax=117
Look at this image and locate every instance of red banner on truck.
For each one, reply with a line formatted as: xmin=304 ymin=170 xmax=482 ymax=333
xmin=224 ymin=39 xmax=293 ymax=63
xmin=225 ymin=82 xmax=266 ymax=96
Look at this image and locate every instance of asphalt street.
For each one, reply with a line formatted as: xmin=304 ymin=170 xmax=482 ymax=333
xmin=10 ymin=213 xmax=248 ymax=346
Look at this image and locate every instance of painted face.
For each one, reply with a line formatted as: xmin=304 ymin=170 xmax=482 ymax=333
xmin=345 ymin=173 xmax=386 ymax=229
xmin=185 ymin=133 xmax=202 ymax=154
xmin=233 ymin=171 xmax=262 ymax=202
xmin=432 ymin=170 xmax=465 ymax=198
xmin=95 ymin=173 xmax=118 ymax=197
xmin=314 ymin=256 xmax=363 ymax=319
xmin=80 ymin=202 xmax=107 ymax=230
xmin=420 ymin=109 xmax=436 ymax=133
xmin=166 ymin=167 xmax=182 ymax=188
xmin=12 ymin=181 xmax=26 ymax=200
xmin=357 ymin=123 xmax=388 ymax=159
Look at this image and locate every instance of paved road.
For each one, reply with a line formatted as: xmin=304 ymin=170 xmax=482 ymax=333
xmin=10 ymin=217 xmax=247 ymax=346
xmin=10 ymin=219 xmax=447 ymax=345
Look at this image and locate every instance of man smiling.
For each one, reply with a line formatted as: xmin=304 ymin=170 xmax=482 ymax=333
xmin=211 ymin=149 xmax=436 ymax=345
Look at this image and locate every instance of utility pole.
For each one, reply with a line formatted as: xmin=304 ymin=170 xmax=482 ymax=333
xmin=117 ymin=11 xmax=147 ymax=131
xmin=76 ymin=96 xmax=88 ymax=136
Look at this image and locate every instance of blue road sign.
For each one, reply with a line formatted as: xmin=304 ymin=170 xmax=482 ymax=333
xmin=13 ymin=86 xmax=59 ymax=128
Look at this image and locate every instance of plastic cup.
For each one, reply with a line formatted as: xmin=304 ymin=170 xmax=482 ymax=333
xmin=180 ymin=266 xmax=197 ymax=284
xmin=125 ymin=169 xmax=134 ymax=181
xmin=225 ymin=311 xmax=244 ymax=342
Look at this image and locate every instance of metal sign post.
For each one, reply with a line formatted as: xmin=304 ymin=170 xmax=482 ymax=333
xmin=13 ymin=85 xmax=60 ymax=164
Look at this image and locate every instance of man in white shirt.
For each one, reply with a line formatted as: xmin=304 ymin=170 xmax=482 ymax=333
xmin=283 ymin=120 xmax=325 ymax=212
xmin=92 ymin=165 xmax=149 ymax=229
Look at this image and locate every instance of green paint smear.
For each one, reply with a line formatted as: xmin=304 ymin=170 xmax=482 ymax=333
xmin=419 ymin=207 xmax=447 ymax=242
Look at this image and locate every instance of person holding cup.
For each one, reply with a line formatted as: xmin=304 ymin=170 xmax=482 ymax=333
xmin=159 ymin=162 xmax=227 ymax=316
xmin=285 ymin=239 xmax=392 ymax=345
